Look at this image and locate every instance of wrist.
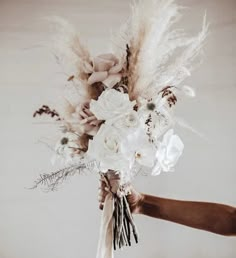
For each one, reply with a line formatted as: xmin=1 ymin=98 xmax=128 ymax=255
xmin=135 ymin=193 xmax=145 ymax=214
xmin=136 ymin=193 xmax=162 ymax=218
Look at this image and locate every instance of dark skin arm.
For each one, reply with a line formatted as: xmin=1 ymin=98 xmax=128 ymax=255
xmin=139 ymin=193 xmax=236 ymax=236
xmin=98 ymin=181 xmax=236 ymax=236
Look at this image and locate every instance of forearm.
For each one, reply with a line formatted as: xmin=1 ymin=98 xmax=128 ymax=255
xmin=138 ymin=194 xmax=236 ymax=236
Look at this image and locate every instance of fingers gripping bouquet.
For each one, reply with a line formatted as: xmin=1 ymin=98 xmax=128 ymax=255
xmin=32 ymin=1 xmax=208 ymax=257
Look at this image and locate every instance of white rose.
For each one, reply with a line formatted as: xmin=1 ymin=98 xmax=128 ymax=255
xmin=90 ymin=89 xmax=136 ymax=121
xmin=87 ymin=124 xmax=130 ymax=172
xmin=113 ymin=110 xmax=140 ymax=133
xmin=152 ymin=129 xmax=184 ymax=175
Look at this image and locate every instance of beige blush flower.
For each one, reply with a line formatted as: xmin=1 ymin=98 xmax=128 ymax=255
xmin=83 ymin=53 xmax=123 ymax=88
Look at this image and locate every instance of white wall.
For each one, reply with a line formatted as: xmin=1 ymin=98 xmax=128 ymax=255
xmin=0 ymin=0 xmax=235 ymax=257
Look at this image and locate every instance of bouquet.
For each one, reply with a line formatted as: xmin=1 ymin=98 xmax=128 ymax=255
xmin=32 ymin=1 xmax=208 ymax=257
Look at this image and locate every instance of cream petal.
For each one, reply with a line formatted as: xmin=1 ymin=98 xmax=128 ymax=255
xmin=85 ymin=124 xmax=100 ymax=136
xmin=102 ymin=74 xmax=122 ymax=88
xmin=90 ymin=120 xmax=102 ymax=126
xmin=98 ymin=53 xmax=119 ymax=64
xmin=69 ymin=142 xmax=79 ymax=149
xmin=83 ymin=61 xmax=93 ymax=73
xmin=151 ymin=161 xmax=162 ymax=176
xmin=182 ymin=85 xmax=195 ymax=97
xmin=109 ymin=62 xmax=123 ymax=74
xmin=79 ymin=110 xmax=88 ymax=118
xmin=80 ymin=116 xmax=97 ymax=124
xmin=93 ymin=56 xmax=115 ymax=72
xmin=88 ymin=71 xmax=108 ymax=85
xmin=85 ymin=109 xmax=94 ymax=116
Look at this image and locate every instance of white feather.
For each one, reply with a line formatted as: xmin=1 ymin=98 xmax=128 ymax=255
xmin=113 ymin=1 xmax=209 ymax=100
xmin=44 ymin=16 xmax=91 ymax=76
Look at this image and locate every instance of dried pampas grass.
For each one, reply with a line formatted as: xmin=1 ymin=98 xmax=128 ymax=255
xmin=112 ymin=0 xmax=209 ymax=101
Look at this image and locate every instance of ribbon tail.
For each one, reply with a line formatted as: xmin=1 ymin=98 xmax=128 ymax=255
xmin=96 ymin=193 xmax=114 ymax=258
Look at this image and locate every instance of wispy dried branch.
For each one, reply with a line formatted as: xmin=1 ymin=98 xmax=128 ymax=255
xmin=30 ymin=161 xmax=98 ymax=191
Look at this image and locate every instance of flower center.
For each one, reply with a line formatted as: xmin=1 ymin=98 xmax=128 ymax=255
xmin=61 ymin=137 xmax=69 ymax=145
xmin=135 ymin=152 xmax=142 ymax=159
xmin=147 ymin=102 xmax=156 ymax=111
xmin=104 ymin=136 xmax=119 ymax=153
xmin=125 ymin=113 xmax=138 ymax=127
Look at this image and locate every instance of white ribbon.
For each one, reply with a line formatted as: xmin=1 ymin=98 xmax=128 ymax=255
xmin=96 ymin=193 xmax=114 ymax=258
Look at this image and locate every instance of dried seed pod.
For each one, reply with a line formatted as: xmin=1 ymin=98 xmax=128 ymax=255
xmin=33 ymin=105 xmax=61 ymax=120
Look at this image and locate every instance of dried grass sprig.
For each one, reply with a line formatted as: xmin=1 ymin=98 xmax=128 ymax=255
xmin=30 ymin=161 xmax=97 ymax=191
xmin=159 ymin=86 xmax=177 ymax=107
xmin=113 ymin=1 xmax=208 ymax=101
xmin=46 ymin=16 xmax=92 ymax=84
xmin=33 ymin=105 xmax=61 ymax=121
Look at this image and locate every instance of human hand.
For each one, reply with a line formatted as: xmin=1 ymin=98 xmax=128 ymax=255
xmin=98 ymin=176 xmax=143 ymax=214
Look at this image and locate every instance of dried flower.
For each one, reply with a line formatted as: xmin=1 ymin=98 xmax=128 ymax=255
xmin=53 ymin=132 xmax=81 ymax=164
xmin=76 ymin=102 xmax=103 ymax=136
xmin=33 ymin=105 xmax=61 ymax=120
xmin=83 ymin=53 xmax=123 ymax=88
xmin=159 ymin=86 xmax=178 ymax=108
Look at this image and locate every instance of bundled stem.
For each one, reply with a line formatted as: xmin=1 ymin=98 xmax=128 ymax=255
xmin=101 ymin=172 xmax=138 ymax=250
xmin=113 ymin=194 xmax=138 ymax=250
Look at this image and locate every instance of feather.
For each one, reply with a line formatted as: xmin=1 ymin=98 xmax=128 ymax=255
xmin=160 ymin=12 xmax=209 ymax=88
xmin=44 ymin=16 xmax=91 ymax=78
xmin=113 ymin=1 xmax=209 ymax=101
xmin=44 ymin=16 xmax=94 ymax=105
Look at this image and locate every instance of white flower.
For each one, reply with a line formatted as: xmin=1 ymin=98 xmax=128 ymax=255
xmin=113 ymin=110 xmax=140 ymax=133
xmin=152 ymin=129 xmax=184 ymax=175
xmin=55 ymin=132 xmax=79 ymax=153
xmin=137 ymin=96 xmax=174 ymax=141
xmin=90 ymin=89 xmax=136 ymax=121
xmin=87 ymin=124 xmax=130 ymax=172
xmin=121 ymin=129 xmax=156 ymax=168
xmin=52 ymin=132 xmax=82 ymax=165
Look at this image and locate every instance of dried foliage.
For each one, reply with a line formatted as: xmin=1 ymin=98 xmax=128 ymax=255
xmin=33 ymin=105 xmax=61 ymax=120
xmin=159 ymin=86 xmax=177 ymax=107
xmin=113 ymin=1 xmax=208 ymax=100
xmin=31 ymin=161 xmax=97 ymax=191
xmin=88 ymin=82 xmax=105 ymax=100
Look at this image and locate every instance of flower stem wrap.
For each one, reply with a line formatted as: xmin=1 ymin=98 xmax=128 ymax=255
xmin=96 ymin=171 xmax=138 ymax=258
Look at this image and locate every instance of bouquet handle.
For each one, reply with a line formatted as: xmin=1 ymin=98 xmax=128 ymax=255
xmin=96 ymin=172 xmax=138 ymax=258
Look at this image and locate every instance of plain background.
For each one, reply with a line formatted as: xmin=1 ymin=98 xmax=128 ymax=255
xmin=0 ymin=0 xmax=235 ymax=257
